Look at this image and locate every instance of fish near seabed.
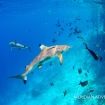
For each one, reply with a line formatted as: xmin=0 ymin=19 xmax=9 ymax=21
xmin=63 ymin=90 xmax=68 ymax=97
xmin=9 ymin=41 xmax=31 ymax=51
xmin=79 ymin=80 xmax=88 ymax=87
xmin=8 ymin=44 xmax=71 ymax=84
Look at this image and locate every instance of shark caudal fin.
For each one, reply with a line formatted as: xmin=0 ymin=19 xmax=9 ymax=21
xmin=8 ymin=75 xmax=27 ymax=84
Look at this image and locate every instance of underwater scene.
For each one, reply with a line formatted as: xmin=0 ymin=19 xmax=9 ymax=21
xmin=0 ymin=0 xmax=105 ymax=105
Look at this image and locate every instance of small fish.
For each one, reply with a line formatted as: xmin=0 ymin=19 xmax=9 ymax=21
xmin=68 ymin=33 xmax=72 ymax=37
xmin=87 ymin=88 xmax=90 ymax=90
xmin=63 ymin=90 xmax=68 ymax=97
xmin=87 ymin=70 xmax=89 ymax=73
xmin=61 ymin=28 xmax=64 ymax=31
xmin=55 ymin=19 xmax=61 ymax=27
xmin=78 ymin=68 xmax=82 ymax=74
xmin=52 ymin=38 xmax=56 ymax=43
xmin=74 ymin=28 xmax=78 ymax=33
xmin=70 ymin=28 xmax=73 ymax=30
xmin=74 ymin=28 xmax=82 ymax=34
xmin=75 ymin=17 xmax=81 ymax=21
xmin=73 ymin=66 xmax=74 ymax=69
xmin=54 ymin=31 xmax=61 ymax=35
xmin=77 ymin=36 xmax=83 ymax=40
xmin=89 ymin=90 xmax=94 ymax=92
xmin=50 ymin=82 xmax=54 ymax=86
xmin=85 ymin=73 xmax=88 ymax=77
xmin=87 ymin=88 xmax=94 ymax=92
xmin=73 ymin=32 xmax=76 ymax=34
xmin=56 ymin=24 xmax=61 ymax=27
xmin=66 ymin=23 xmax=72 ymax=26
xmin=79 ymin=80 xmax=88 ymax=87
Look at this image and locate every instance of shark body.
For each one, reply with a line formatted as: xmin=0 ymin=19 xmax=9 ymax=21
xmin=8 ymin=44 xmax=71 ymax=84
xmin=9 ymin=41 xmax=31 ymax=51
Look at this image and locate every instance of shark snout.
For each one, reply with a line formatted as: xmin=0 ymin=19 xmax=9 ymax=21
xmin=9 ymin=42 xmax=11 ymax=45
xmin=9 ymin=42 xmax=14 ymax=45
xmin=62 ymin=46 xmax=70 ymax=52
xmin=68 ymin=46 xmax=72 ymax=49
xmin=65 ymin=46 xmax=72 ymax=51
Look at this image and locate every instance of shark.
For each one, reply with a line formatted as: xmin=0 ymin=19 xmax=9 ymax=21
xmin=9 ymin=41 xmax=31 ymax=51
xmin=8 ymin=44 xmax=71 ymax=84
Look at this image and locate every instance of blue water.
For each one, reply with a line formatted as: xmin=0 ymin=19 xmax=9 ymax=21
xmin=0 ymin=0 xmax=105 ymax=105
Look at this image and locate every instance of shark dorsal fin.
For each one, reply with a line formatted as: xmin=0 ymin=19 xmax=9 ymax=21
xmin=39 ymin=44 xmax=48 ymax=51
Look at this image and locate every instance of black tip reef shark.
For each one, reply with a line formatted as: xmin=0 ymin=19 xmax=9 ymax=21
xmin=8 ymin=44 xmax=71 ymax=84
xmin=9 ymin=41 xmax=31 ymax=51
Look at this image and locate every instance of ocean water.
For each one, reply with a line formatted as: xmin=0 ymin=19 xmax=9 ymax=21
xmin=0 ymin=0 xmax=105 ymax=105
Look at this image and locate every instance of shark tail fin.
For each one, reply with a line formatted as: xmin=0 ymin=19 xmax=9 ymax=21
xmin=8 ymin=75 xmax=27 ymax=84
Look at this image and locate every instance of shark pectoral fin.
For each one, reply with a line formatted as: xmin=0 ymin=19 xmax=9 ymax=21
xmin=8 ymin=75 xmax=27 ymax=84
xmin=57 ymin=53 xmax=63 ymax=65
